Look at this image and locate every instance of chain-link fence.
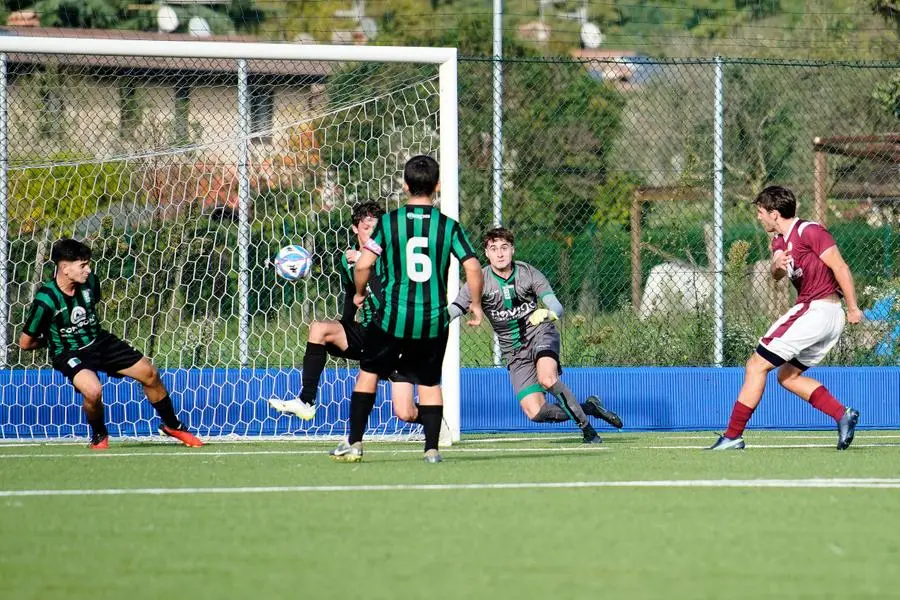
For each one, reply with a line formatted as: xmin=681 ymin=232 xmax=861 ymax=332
xmin=1 ymin=51 xmax=897 ymax=378
xmin=456 ymin=57 xmax=899 ymax=368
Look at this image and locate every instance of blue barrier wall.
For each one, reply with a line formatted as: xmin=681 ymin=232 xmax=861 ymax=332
xmin=1 ymin=367 xmax=898 ymax=438
xmin=462 ymin=367 xmax=900 ymax=432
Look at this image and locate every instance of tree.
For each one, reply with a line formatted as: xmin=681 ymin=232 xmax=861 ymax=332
xmin=25 ymin=0 xmax=266 ymax=33
xmin=872 ymin=72 xmax=900 ymax=120
xmin=871 ymin=0 xmax=900 ymax=33
xmin=32 ymin=0 xmax=118 ymax=29
xmin=309 ymin=16 xmax=626 ymax=311
xmin=679 ymin=66 xmax=798 ymax=202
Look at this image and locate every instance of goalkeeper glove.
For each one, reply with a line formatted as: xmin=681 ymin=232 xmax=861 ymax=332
xmin=527 ymin=308 xmax=558 ymax=326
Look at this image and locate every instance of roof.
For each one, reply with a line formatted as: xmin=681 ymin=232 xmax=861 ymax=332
xmin=0 ymin=26 xmax=331 ymax=79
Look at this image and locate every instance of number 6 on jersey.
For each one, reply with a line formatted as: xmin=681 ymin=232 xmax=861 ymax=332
xmin=363 ymin=203 xmax=479 ymax=339
xmin=406 ymin=237 xmax=432 ymax=282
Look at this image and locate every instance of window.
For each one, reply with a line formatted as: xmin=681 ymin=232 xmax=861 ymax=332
xmin=250 ymin=85 xmax=274 ymax=142
xmin=173 ymin=85 xmax=190 ymax=146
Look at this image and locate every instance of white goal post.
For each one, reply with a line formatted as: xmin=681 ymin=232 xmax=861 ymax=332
xmin=0 ymin=36 xmax=462 ymax=443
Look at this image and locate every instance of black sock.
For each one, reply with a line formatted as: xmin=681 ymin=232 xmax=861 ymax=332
xmin=301 ymin=342 xmax=328 ymax=405
xmin=348 ymin=391 xmax=376 ymax=444
xmin=85 ymin=405 xmax=108 ymax=438
xmin=532 ymin=402 xmax=570 ymax=423
xmin=151 ymin=395 xmax=181 ymax=429
xmin=418 ymin=405 xmax=443 ymax=452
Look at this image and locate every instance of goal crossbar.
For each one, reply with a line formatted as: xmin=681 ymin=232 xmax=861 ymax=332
xmin=0 ymin=36 xmax=462 ymax=444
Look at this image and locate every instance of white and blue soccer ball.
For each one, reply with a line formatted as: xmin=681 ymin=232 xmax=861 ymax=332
xmin=273 ymin=245 xmax=312 ymax=281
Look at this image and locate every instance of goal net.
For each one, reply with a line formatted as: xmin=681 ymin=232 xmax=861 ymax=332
xmin=0 ymin=38 xmax=461 ymax=442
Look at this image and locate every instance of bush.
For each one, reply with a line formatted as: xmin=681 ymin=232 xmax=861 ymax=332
xmin=9 ymin=157 xmax=142 ymax=235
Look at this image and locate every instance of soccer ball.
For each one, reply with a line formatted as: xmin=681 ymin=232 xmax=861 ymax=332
xmin=273 ymin=245 xmax=312 ymax=281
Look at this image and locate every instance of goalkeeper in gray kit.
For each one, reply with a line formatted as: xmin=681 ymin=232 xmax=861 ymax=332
xmin=450 ymin=227 xmax=622 ymax=443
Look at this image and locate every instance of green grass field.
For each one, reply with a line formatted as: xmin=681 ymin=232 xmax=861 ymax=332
xmin=3 ymin=431 xmax=900 ymax=600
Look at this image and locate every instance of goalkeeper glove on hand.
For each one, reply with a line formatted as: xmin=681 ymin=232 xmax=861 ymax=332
xmin=527 ymin=308 xmax=558 ymax=326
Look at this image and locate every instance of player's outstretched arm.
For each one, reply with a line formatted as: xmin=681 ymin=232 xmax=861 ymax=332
xmin=820 ymin=246 xmax=862 ymax=324
xmin=18 ymin=333 xmax=45 ymax=350
xmin=449 ymin=281 xmax=473 ymax=322
xmin=447 ymin=303 xmax=465 ymax=321
xmin=528 ymin=267 xmax=564 ymax=325
xmin=462 ymin=257 xmax=484 ymax=326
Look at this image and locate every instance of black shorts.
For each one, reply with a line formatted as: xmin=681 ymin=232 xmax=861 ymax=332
xmin=360 ymin=324 xmax=448 ymax=387
xmin=325 ymin=320 xmax=365 ymax=361
xmin=51 ymin=333 xmax=144 ymax=383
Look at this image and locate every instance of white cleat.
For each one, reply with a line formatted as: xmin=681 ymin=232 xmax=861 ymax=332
xmin=330 ymin=441 xmax=363 ymax=462
xmin=267 ymin=398 xmax=316 ymax=420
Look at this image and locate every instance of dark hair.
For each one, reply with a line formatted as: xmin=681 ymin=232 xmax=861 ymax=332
xmin=753 ymin=185 xmax=797 ymax=219
xmin=403 ymin=155 xmax=440 ymax=197
xmin=50 ymin=238 xmax=92 ymax=264
xmin=352 ymin=201 xmax=385 ymax=227
xmin=483 ymin=227 xmax=515 ymax=248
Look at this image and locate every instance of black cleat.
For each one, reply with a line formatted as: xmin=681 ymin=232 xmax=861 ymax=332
xmin=836 ymin=408 xmax=859 ymax=450
xmin=583 ymin=395 xmax=623 ymax=429
xmin=582 ymin=424 xmax=603 ymax=444
xmin=707 ymin=434 xmax=745 ymax=450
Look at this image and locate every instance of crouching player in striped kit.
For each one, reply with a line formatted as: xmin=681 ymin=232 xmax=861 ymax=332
xmin=451 ymin=227 xmax=623 ymax=444
xmin=19 ymin=239 xmax=203 ymax=449
xmin=709 ymin=186 xmax=862 ymax=451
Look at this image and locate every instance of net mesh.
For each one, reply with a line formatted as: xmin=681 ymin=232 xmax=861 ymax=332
xmin=3 ymin=53 xmax=441 ymax=438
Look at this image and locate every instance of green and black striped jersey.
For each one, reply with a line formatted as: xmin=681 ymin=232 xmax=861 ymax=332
xmin=339 ymin=251 xmax=381 ymax=326
xmin=363 ymin=205 xmax=477 ymax=339
xmin=22 ymin=274 xmax=105 ymax=358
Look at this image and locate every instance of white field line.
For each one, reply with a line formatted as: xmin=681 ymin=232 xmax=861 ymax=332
xmin=2 ymin=441 xmax=900 ymax=459
xmin=647 ymin=443 xmax=900 ymax=450
xmin=647 ymin=434 xmax=900 ymax=441
xmin=3 ymin=434 xmax=900 ymax=448
xmin=474 ymin=434 xmax=900 ymax=442
xmin=5 ymin=478 xmax=900 ymax=498
xmin=0 ymin=447 xmax=608 ymax=459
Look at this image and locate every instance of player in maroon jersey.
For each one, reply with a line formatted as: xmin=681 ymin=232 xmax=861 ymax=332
xmin=709 ymin=186 xmax=862 ymax=451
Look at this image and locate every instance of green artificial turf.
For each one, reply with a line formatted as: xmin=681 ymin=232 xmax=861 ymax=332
xmin=2 ymin=431 xmax=900 ymax=600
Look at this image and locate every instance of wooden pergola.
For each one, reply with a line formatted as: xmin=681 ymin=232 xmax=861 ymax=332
xmin=813 ymin=133 xmax=900 ymax=224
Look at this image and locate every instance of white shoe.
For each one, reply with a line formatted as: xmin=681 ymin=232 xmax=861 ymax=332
xmin=267 ymin=398 xmax=316 ymax=420
xmin=330 ymin=441 xmax=363 ymax=462
xmin=267 ymin=398 xmax=286 ymax=412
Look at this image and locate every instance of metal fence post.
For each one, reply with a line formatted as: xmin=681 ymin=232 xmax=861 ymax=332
xmin=0 ymin=54 xmax=8 ymax=368
xmin=237 ymin=59 xmax=251 ymax=367
xmin=491 ymin=0 xmax=504 ymax=366
xmin=713 ymin=57 xmax=725 ymax=367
